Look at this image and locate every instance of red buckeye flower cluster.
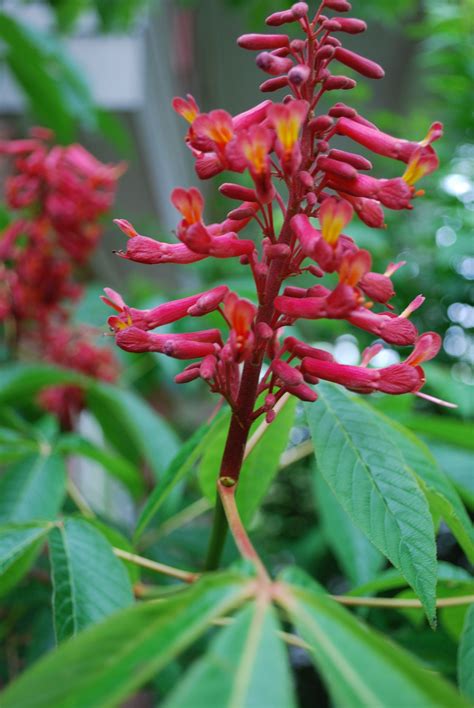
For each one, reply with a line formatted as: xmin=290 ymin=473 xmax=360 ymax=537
xmin=0 ymin=127 xmax=123 ymax=427
xmin=104 ymin=0 xmax=447 ymax=437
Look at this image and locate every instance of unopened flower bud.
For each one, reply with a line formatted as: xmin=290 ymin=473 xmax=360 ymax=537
xmin=290 ymin=39 xmax=306 ymax=52
xmin=265 ymin=243 xmax=292 ymax=259
xmin=260 ymin=76 xmax=289 ymax=92
xmin=324 ymin=0 xmax=351 ymax=10
xmin=299 ymin=170 xmax=314 ymax=188
xmin=256 ymin=51 xmax=294 ymax=75
xmin=200 ymin=354 xmax=217 ymax=380
xmin=333 ymin=17 xmax=367 ymax=33
xmin=303 ymin=372 xmax=320 ymax=385
xmin=175 ymin=368 xmax=201 ymax=384
xmin=257 ymin=322 xmax=274 ymax=340
xmin=315 ymin=45 xmax=336 ymax=61
xmin=328 ymin=149 xmax=372 ymax=170
xmin=334 ymin=47 xmax=384 ymax=79
xmin=322 ymin=19 xmax=342 ymax=31
xmin=227 ymin=206 xmax=257 ymax=220
xmin=329 ymin=102 xmax=357 ymax=118
xmin=288 ymin=383 xmax=318 ymax=402
xmin=265 ymin=393 xmax=276 ymax=408
xmin=238 ymin=33 xmax=290 ymax=50
xmin=324 ymin=36 xmax=342 ymax=47
xmin=308 ymin=264 xmax=324 ymax=277
xmin=324 ymin=75 xmax=357 ymax=91
xmin=288 ymin=64 xmax=311 ymax=86
xmin=309 ymin=115 xmax=333 ymax=135
xmin=318 ymin=156 xmax=358 ymax=180
xmin=266 ymin=410 xmax=276 ymax=423
xmin=219 ymin=183 xmax=259 ymax=202
xmin=187 ymin=285 xmax=229 ymax=316
xmin=273 ymin=359 xmax=304 ymax=386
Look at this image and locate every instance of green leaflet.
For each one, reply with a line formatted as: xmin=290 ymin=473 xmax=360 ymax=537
xmin=313 ymin=470 xmax=385 ymax=587
xmin=279 ymin=567 xmax=469 ymax=708
xmin=134 ymin=411 xmax=226 ymax=540
xmin=458 ymin=604 xmax=474 ymax=700
xmin=305 ymin=383 xmax=437 ymax=623
xmin=199 ymin=398 xmax=296 ymax=525
xmin=0 ymin=522 xmax=52 ymax=597
xmin=164 ymin=602 xmax=296 ymax=708
xmin=0 ymin=572 xmax=252 ymax=708
xmin=48 ymin=518 xmax=134 ymax=643
xmin=357 ymin=402 xmax=474 ymax=565
xmin=0 ymin=450 xmax=66 ymax=523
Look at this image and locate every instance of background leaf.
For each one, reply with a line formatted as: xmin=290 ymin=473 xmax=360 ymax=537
xmin=0 ymin=522 xmax=52 ymax=597
xmin=85 ymin=381 xmax=180 ymax=480
xmin=305 ymin=383 xmax=437 ymax=622
xmin=458 ymin=604 xmax=474 ymax=700
xmin=0 ymin=572 xmax=251 ymax=708
xmin=164 ymin=602 xmax=296 ymax=708
xmin=0 ymin=450 xmax=66 ymax=523
xmin=279 ymin=567 xmax=468 ymax=708
xmin=48 ymin=518 xmax=134 ymax=643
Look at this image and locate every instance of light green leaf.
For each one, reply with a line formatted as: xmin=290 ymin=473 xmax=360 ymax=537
xmin=0 ymin=572 xmax=252 ymax=708
xmin=165 ymin=602 xmax=296 ymax=708
xmin=0 ymin=450 xmax=66 ymax=523
xmin=431 ymin=444 xmax=474 ymax=510
xmin=86 ymin=382 xmax=179 ymax=479
xmin=0 ymin=522 xmax=52 ymax=597
xmin=237 ymin=397 xmax=296 ymax=525
xmin=362 ymin=406 xmax=474 ymax=564
xmin=313 ymin=471 xmax=385 ymax=587
xmin=458 ymin=604 xmax=474 ymax=700
xmin=48 ymin=518 xmax=134 ymax=643
xmin=279 ymin=567 xmax=469 ymax=708
xmin=0 ymin=364 xmax=81 ymax=406
xmin=57 ymin=433 xmax=144 ymax=498
xmin=134 ymin=412 xmax=225 ymax=541
xmin=305 ymin=383 xmax=437 ymax=622
xmin=199 ymin=399 xmax=296 ymax=525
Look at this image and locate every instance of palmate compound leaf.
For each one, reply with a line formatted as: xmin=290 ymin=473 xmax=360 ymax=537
xmin=305 ymin=382 xmax=437 ymax=623
xmin=458 ymin=604 xmax=474 ymax=700
xmin=164 ymin=601 xmax=296 ymax=708
xmin=0 ymin=571 xmax=252 ymax=708
xmin=278 ymin=567 xmax=469 ymax=708
xmin=48 ymin=518 xmax=134 ymax=643
xmin=0 ymin=449 xmax=66 ymax=523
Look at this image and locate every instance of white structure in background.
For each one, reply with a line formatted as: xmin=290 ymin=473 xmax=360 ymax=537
xmin=0 ymin=0 xmax=192 ymax=231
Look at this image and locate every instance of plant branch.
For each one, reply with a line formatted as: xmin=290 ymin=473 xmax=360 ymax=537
xmin=112 ymin=547 xmax=199 ymax=584
xmin=333 ymin=594 xmax=474 ymax=609
xmin=218 ymin=480 xmax=270 ymax=583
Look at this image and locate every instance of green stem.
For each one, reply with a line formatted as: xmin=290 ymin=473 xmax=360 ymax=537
xmin=204 ymin=494 xmax=228 ymax=571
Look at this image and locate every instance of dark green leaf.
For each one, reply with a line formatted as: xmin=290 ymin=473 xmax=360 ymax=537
xmin=49 ymin=518 xmax=134 ymax=643
xmin=279 ymin=567 xmax=469 ymax=708
xmin=0 ymin=571 xmax=252 ymax=708
xmin=362 ymin=406 xmax=474 ymax=564
xmin=0 ymin=522 xmax=52 ymax=597
xmin=164 ymin=602 xmax=296 ymax=708
xmin=134 ymin=412 xmax=225 ymax=540
xmin=458 ymin=604 xmax=474 ymax=700
xmin=0 ymin=450 xmax=66 ymax=522
xmin=305 ymin=383 xmax=437 ymax=622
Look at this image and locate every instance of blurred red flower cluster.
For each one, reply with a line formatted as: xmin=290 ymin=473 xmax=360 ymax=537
xmin=0 ymin=127 xmax=124 ymax=427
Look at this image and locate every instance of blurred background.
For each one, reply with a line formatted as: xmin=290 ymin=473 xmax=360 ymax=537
xmin=0 ymin=0 xmax=473 ymax=701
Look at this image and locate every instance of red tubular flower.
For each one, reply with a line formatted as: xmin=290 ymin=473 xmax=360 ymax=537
xmin=103 ymin=1 xmax=446 ymax=448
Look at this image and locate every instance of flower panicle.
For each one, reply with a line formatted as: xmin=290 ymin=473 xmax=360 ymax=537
xmin=104 ymin=1 xmax=449 ymax=416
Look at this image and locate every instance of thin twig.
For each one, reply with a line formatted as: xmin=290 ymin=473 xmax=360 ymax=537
xmin=333 ymin=594 xmax=474 ymax=609
xmin=66 ymin=479 xmax=96 ymax=518
xmin=244 ymin=393 xmax=291 ymax=460
xmin=112 ymin=547 xmax=199 ymax=584
xmin=279 ymin=439 xmax=314 ymax=469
